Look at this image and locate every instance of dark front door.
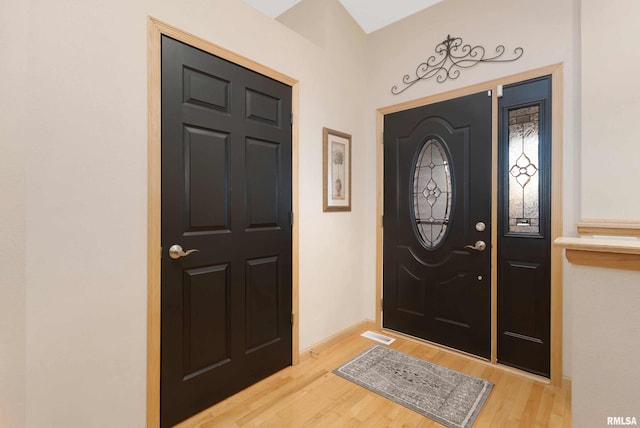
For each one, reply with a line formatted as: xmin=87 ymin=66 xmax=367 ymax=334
xmin=383 ymin=92 xmax=492 ymax=359
xmin=161 ymin=36 xmax=293 ymax=427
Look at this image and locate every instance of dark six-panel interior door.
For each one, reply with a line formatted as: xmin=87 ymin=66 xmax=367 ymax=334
xmin=383 ymin=92 xmax=493 ymax=359
xmin=160 ymin=36 xmax=293 ymax=428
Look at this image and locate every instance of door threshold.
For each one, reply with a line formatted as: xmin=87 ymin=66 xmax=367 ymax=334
xmin=381 ymin=328 xmax=490 ymax=362
xmin=380 ymin=328 xmax=551 ymax=385
xmin=495 ymin=362 xmax=551 ymax=384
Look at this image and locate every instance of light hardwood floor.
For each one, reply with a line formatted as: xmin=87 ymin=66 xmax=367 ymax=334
xmin=175 ymin=329 xmax=571 ymax=427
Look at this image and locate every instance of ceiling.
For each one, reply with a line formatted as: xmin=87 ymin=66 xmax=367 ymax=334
xmin=243 ymin=0 xmax=444 ymax=34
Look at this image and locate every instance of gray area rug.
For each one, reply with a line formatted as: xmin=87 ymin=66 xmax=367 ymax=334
xmin=333 ymin=345 xmax=493 ymax=428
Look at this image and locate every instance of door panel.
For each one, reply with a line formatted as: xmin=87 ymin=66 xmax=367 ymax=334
xmin=161 ymin=36 xmax=292 ymax=427
xmin=396 ymin=263 xmax=424 ymax=316
xmin=245 ymin=139 xmax=280 ymax=228
xmin=383 ymin=92 xmax=492 ymax=359
xmin=184 ymin=126 xmax=230 ymax=231
xmin=182 ymin=67 xmax=230 ymax=112
xmin=183 ymin=264 xmax=230 ymax=377
xmin=246 ymin=88 xmax=281 ymax=126
xmin=498 ymin=76 xmax=551 ymax=377
xmin=246 ymin=256 xmax=281 ymax=352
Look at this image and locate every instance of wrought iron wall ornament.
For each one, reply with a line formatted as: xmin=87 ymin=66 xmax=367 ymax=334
xmin=391 ymin=35 xmax=524 ymax=94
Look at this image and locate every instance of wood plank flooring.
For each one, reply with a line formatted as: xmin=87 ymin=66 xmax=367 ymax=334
xmin=175 ymin=329 xmax=571 ymax=427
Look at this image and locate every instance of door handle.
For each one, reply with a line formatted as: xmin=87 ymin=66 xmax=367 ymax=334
xmin=464 ymin=240 xmax=487 ymax=252
xmin=168 ymin=244 xmax=200 ymax=259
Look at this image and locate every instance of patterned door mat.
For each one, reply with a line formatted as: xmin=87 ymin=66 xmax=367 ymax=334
xmin=333 ymin=345 xmax=493 ymax=428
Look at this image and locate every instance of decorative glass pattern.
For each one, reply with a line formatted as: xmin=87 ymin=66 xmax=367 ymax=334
xmin=413 ymin=138 xmax=453 ymax=248
xmin=508 ymin=106 xmax=540 ymax=234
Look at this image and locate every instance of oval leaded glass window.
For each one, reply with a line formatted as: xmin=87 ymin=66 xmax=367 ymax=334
xmin=413 ymin=138 xmax=453 ymax=248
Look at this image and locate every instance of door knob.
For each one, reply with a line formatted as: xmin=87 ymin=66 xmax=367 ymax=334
xmin=168 ymin=244 xmax=200 ymax=259
xmin=464 ymin=240 xmax=487 ymax=252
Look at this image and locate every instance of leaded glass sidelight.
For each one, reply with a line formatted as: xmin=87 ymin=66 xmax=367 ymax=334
xmin=508 ymin=106 xmax=540 ymax=234
xmin=413 ymin=138 xmax=453 ymax=248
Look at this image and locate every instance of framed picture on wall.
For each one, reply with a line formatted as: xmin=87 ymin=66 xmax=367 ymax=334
xmin=323 ymin=127 xmax=352 ymax=212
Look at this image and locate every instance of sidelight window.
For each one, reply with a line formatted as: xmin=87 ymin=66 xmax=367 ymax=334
xmin=508 ymin=106 xmax=540 ymax=234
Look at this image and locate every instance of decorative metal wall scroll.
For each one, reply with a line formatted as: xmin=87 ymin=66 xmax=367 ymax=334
xmin=391 ymin=35 xmax=524 ymax=95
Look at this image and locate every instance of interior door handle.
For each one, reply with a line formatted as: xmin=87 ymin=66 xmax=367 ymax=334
xmin=464 ymin=240 xmax=487 ymax=252
xmin=169 ymin=244 xmax=200 ymax=259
